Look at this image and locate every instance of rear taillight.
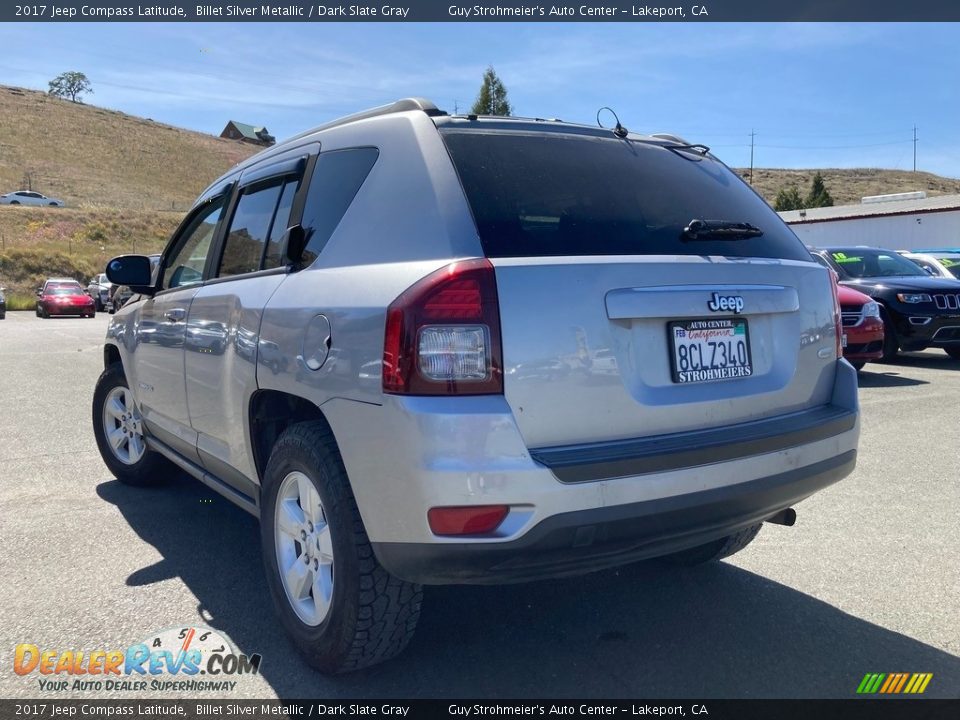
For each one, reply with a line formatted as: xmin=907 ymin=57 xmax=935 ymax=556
xmin=382 ymin=258 xmax=503 ymax=395
xmin=829 ymin=270 xmax=843 ymax=359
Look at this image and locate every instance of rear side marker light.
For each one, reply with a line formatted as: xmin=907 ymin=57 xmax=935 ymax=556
xmin=428 ymin=505 xmax=509 ymax=536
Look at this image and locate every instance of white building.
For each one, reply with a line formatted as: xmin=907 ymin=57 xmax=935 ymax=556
xmin=778 ymin=192 xmax=960 ymax=250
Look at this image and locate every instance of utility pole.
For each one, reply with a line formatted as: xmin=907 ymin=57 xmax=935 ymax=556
xmin=748 ymin=130 xmax=757 ymax=185
xmin=913 ymin=125 xmax=918 ymax=172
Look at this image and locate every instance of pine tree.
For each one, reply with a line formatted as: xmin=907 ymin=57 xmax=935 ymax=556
xmin=805 ymin=172 xmax=834 ymax=208
xmin=471 ymin=67 xmax=512 ymax=116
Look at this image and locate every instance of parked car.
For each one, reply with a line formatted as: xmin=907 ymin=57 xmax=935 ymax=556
xmin=36 ymin=278 xmax=95 ymax=318
xmin=900 ymin=252 xmax=960 ymax=280
xmin=86 ymin=273 xmax=113 ymax=311
xmin=93 ymin=98 xmax=860 ymax=673
xmin=810 ymin=246 xmax=960 ymax=361
xmin=837 ymin=285 xmax=884 ymax=370
xmin=0 ymin=190 xmax=65 ymax=207
xmin=0 ymin=287 xmax=6 ymax=320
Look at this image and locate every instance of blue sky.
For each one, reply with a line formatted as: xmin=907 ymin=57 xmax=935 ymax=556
xmin=2 ymin=22 xmax=960 ymax=177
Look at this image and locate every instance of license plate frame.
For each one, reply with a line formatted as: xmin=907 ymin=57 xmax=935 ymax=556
xmin=668 ymin=317 xmax=753 ymax=384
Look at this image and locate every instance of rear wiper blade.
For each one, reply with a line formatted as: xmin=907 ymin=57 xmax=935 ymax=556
xmin=682 ymin=218 xmax=764 ymax=241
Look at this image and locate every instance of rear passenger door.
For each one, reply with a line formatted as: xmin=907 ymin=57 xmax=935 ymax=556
xmin=184 ymin=152 xmax=311 ymax=499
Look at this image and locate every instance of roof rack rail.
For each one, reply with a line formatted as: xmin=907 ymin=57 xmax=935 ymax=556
xmin=282 ymin=98 xmax=446 ymax=145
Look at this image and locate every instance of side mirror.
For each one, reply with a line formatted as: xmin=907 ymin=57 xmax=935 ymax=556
xmin=284 ymin=225 xmax=307 ymax=265
xmin=106 ymin=255 xmax=156 ymax=295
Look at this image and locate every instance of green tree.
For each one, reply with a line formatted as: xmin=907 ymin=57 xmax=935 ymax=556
xmin=774 ymin=185 xmax=805 ymax=211
xmin=471 ymin=66 xmax=512 ymax=116
xmin=805 ymin=172 xmax=834 ymax=208
xmin=48 ymin=71 xmax=93 ymax=103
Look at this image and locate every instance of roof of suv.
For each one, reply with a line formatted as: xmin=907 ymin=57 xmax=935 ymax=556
xmin=201 ymin=97 xmax=701 ymax=200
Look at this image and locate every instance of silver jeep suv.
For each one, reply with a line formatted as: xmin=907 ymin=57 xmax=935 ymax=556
xmin=93 ymin=99 xmax=859 ymax=673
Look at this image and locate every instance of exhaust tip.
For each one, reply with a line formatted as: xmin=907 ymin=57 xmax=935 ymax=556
xmin=765 ymin=508 xmax=797 ymax=527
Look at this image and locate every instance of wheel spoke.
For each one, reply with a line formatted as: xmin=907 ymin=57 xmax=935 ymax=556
xmin=277 ymin=498 xmax=305 ymax=539
xmin=106 ymin=397 xmax=125 ymax=422
xmin=297 ymin=475 xmax=318 ymax=524
xmin=312 ymin=568 xmax=333 ymax=619
xmin=128 ymin=433 xmax=144 ymax=462
xmin=285 ymin=555 xmax=313 ymax=601
xmin=108 ymin=426 xmax=127 ymax=450
xmin=316 ymin=525 xmax=334 ymax=564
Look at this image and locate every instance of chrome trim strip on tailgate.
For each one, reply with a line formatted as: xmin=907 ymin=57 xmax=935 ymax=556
xmin=530 ymin=405 xmax=856 ymax=483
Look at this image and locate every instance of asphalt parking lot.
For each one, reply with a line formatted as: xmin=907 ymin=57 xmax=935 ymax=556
xmin=1 ymin=311 xmax=958 ymax=700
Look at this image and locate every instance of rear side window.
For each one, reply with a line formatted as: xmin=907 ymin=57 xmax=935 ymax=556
xmin=441 ymin=130 xmax=810 ymax=261
xmin=299 ymin=148 xmax=379 ymax=265
xmin=218 ymin=182 xmax=284 ymax=277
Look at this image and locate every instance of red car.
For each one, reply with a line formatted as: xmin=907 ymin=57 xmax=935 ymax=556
xmin=35 ymin=279 xmax=96 ymax=318
xmin=839 ymin=285 xmax=884 ymax=370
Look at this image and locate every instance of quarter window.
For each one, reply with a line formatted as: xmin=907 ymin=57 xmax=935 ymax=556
xmin=299 ymin=148 xmax=379 ymax=265
xmin=263 ymin=179 xmax=300 ymax=270
xmin=162 ymin=198 xmax=225 ymax=290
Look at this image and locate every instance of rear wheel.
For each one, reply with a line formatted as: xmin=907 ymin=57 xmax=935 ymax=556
xmin=260 ymin=421 xmax=422 ymax=673
xmin=661 ymin=523 xmax=763 ymax=566
xmin=92 ymin=363 xmax=170 ymax=486
xmin=9 ymin=200 xmax=19 ymax=205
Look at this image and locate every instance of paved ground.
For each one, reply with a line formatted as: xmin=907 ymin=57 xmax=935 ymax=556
xmin=1 ymin=311 xmax=958 ymax=700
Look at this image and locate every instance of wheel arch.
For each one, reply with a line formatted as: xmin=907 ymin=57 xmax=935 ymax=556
xmin=104 ymin=343 xmax=121 ymax=370
xmin=248 ymin=389 xmax=335 ymax=485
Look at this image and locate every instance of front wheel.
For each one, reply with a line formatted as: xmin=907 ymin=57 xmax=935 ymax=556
xmin=260 ymin=422 xmax=422 ymax=674
xmin=660 ymin=524 xmax=763 ymax=566
xmin=92 ymin=363 xmax=170 ymax=485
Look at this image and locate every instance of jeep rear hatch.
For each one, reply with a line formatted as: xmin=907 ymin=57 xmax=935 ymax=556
xmin=440 ymin=127 xmax=840 ymax=450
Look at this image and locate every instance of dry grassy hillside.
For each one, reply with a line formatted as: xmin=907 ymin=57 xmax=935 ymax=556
xmin=735 ymin=168 xmax=960 ymax=206
xmin=0 ymin=84 xmax=257 ymax=210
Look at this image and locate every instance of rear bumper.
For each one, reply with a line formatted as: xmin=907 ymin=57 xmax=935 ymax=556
xmin=374 ymin=449 xmax=856 ymax=584
xmin=324 ymin=360 xmax=860 ymax=584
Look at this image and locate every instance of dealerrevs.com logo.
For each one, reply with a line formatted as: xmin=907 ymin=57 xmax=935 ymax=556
xmin=14 ymin=626 xmax=261 ymax=693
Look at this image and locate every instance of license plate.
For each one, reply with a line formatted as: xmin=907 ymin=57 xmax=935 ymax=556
xmin=668 ymin=318 xmax=753 ymax=384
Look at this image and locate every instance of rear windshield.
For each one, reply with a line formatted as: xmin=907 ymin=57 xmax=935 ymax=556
xmin=441 ymin=130 xmax=810 ymax=261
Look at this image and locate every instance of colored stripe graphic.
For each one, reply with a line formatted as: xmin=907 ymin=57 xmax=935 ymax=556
xmin=857 ymin=673 xmax=932 ymax=694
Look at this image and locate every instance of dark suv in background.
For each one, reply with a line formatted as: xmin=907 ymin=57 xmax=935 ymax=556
xmin=810 ymin=246 xmax=960 ymax=361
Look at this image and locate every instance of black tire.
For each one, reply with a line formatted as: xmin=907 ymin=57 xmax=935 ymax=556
xmin=661 ymin=523 xmax=763 ymax=566
xmin=946 ymin=347 xmax=960 ymax=361
xmin=880 ymin=308 xmax=899 ymax=362
xmin=39 ymin=306 xmax=49 ymax=319
xmin=260 ymin=421 xmax=422 ymax=674
xmin=849 ymin=360 xmax=866 ymax=371
xmin=92 ymin=363 xmax=170 ymax=486
xmin=48 ymin=202 xmax=57 ymax=206
xmin=9 ymin=200 xmax=19 ymax=205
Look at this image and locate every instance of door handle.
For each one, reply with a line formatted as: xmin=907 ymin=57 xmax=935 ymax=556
xmin=164 ymin=308 xmax=186 ymax=322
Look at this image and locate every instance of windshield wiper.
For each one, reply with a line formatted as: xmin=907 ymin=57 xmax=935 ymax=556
xmin=682 ymin=218 xmax=764 ymax=241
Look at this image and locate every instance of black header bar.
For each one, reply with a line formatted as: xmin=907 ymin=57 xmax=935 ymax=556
xmin=4 ymin=0 xmax=960 ymax=22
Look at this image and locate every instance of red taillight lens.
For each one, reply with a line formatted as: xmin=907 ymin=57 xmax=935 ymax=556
xmin=383 ymin=258 xmax=503 ymax=395
xmin=427 ymin=505 xmax=509 ymax=536
xmin=830 ymin=270 xmax=843 ymax=359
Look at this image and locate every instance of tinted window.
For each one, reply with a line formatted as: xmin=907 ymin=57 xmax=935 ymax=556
xmin=300 ymin=148 xmax=379 ymax=264
xmin=163 ymin=198 xmax=225 ymax=289
xmin=263 ymin=179 xmax=300 ymax=270
xmin=219 ymin=182 xmax=284 ymax=277
xmin=441 ymin=130 xmax=810 ymax=261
